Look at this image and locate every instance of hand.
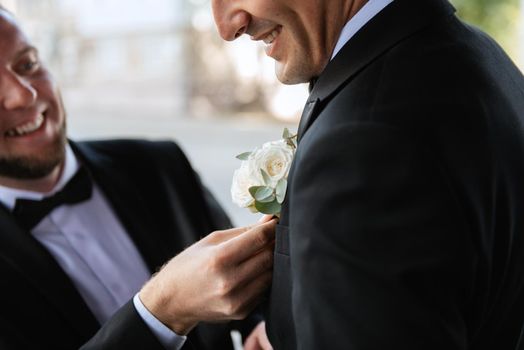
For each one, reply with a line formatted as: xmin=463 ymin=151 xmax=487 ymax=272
xmin=139 ymin=220 xmax=276 ymax=335
xmin=244 ymin=321 xmax=273 ymax=350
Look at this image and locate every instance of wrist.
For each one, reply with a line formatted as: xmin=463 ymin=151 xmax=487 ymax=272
xmin=139 ymin=278 xmax=198 ymax=335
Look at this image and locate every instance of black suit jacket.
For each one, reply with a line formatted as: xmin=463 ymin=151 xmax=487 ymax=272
xmin=266 ymin=0 xmax=524 ymax=349
xmin=0 ymin=139 xmax=256 ymax=349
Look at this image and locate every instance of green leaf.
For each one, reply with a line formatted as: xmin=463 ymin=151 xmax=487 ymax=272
xmin=255 ymin=199 xmax=281 ymax=215
xmin=260 ymin=169 xmax=271 ymax=185
xmin=254 ymin=186 xmax=274 ymax=201
xmin=283 ymin=128 xmax=291 ymax=139
xmin=249 ymin=186 xmax=265 ymax=199
xmin=258 ymin=193 xmax=276 ymax=203
xmin=236 ymin=152 xmax=252 ymax=161
xmin=276 ymin=179 xmax=288 ymax=204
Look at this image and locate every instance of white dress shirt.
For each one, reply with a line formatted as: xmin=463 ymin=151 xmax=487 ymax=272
xmin=331 ymin=0 xmax=395 ymax=60
xmin=0 ymin=144 xmax=185 ymax=350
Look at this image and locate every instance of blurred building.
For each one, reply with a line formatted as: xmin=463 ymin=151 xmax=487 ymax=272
xmin=2 ymin=0 xmax=307 ymax=122
xmin=2 ymin=0 xmax=521 ymax=122
xmin=1 ymin=0 xmax=522 ymax=227
xmin=5 ymin=0 xmax=193 ymax=117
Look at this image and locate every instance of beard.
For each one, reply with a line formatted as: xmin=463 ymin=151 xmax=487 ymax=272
xmin=0 ymin=121 xmax=67 ymax=179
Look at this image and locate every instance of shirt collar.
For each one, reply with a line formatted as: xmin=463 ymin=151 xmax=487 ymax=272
xmin=0 ymin=143 xmax=80 ymax=210
xmin=331 ymin=0 xmax=394 ymax=60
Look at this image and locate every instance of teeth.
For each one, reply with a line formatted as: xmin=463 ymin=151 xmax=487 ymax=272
xmin=6 ymin=114 xmax=44 ymax=137
xmin=263 ymin=30 xmax=279 ymax=45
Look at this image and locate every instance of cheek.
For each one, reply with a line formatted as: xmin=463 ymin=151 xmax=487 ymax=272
xmin=34 ymin=79 xmax=64 ymax=114
xmin=33 ymin=75 xmax=54 ymax=96
xmin=34 ymin=69 xmax=59 ymax=96
xmin=286 ymin=15 xmax=331 ymax=77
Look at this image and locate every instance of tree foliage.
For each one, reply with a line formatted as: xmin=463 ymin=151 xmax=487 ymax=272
xmin=450 ymin=0 xmax=520 ymax=55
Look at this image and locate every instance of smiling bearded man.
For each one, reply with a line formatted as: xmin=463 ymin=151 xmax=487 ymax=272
xmin=0 ymin=7 xmax=277 ymax=350
xmin=0 ymin=12 xmax=66 ymax=185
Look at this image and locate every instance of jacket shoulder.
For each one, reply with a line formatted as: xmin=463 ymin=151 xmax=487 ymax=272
xmin=76 ymin=139 xmax=186 ymax=161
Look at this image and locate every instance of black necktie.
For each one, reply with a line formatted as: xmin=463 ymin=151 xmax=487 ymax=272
xmin=13 ymin=168 xmax=93 ymax=231
xmin=308 ymin=77 xmax=318 ymax=93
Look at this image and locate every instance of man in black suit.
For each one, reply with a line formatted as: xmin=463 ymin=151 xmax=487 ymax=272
xmin=212 ymin=0 xmax=524 ymax=348
xmin=0 ymin=7 xmax=275 ymax=349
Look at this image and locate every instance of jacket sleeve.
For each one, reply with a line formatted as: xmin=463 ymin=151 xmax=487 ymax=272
xmin=289 ymin=123 xmax=476 ymax=349
xmin=80 ymin=300 xmax=168 ymax=350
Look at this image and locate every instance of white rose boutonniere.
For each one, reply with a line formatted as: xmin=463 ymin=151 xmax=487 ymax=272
xmin=231 ymin=129 xmax=297 ymax=216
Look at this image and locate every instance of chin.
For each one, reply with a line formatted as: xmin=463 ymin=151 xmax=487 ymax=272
xmin=0 ymin=123 xmax=67 ymax=179
xmin=274 ymin=61 xmax=313 ymax=85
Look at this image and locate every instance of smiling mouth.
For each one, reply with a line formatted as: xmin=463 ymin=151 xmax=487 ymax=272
xmin=252 ymin=26 xmax=282 ymax=46
xmin=5 ymin=112 xmax=46 ymax=137
xmin=263 ymin=29 xmax=280 ymax=44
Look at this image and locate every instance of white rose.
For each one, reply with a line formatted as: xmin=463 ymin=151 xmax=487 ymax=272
xmin=251 ymin=140 xmax=294 ymax=187
xmin=231 ymin=131 xmax=296 ymax=214
xmin=231 ymin=161 xmax=264 ymax=208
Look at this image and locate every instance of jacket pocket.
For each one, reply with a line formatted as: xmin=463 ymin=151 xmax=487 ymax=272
xmin=275 ymin=224 xmax=290 ymax=256
xmin=266 ymin=223 xmax=296 ymax=348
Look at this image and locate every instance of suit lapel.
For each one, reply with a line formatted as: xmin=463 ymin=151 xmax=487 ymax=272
xmin=297 ymin=98 xmax=320 ymax=141
xmin=298 ymin=0 xmax=456 ymax=141
xmin=0 ymin=205 xmax=100 ymax=338
xmin=71 ymin=141 xmax=172 ymax=272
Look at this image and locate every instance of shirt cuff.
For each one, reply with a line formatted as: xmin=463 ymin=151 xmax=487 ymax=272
xmin=133 ymin=293 xmax=187 ymax=350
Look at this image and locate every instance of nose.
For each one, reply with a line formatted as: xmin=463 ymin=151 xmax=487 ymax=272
xmin=211 ymin=0 xmax=250 ymax=41
xmin=0 ymin=71 xmax=37 ymax=110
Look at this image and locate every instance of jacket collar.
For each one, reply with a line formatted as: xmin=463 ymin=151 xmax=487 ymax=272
xmin=70 ymin=141 xmax=172 ymax=272
xmin=298 ymin=0 xmax=456 ymax=141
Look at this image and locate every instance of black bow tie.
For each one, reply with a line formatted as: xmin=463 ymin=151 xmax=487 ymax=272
xmin=12 ymin=168 xmax=93 ymax=231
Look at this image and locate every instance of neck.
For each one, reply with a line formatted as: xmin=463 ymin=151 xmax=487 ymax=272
xmin=0 ymin=164 xmax=64 ymax=193
xmin=327 ymin=0 xmax=369 ymax=56
xmin=347 ymin=0 xmax=369 ymax=20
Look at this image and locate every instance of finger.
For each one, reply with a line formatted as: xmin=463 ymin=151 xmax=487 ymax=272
xmin=244 ymin=322 xmax=271 ymax=350
xmin=205 ymin=225 xmax=251 ymax=244
xmin=258 ymin=214 xmax=274 ymax=223
xmin=232 ymin=245 xmax=274 ymax=286
xmin=243 ymin=332 xmax=262 ymax=350
xmin=206 ymin=219 xmax=274 ymax=245
xmin=259 ymin=323 xmax=273 ymax=350
xmin=221 ymin=220 xmax=277 ymax=264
